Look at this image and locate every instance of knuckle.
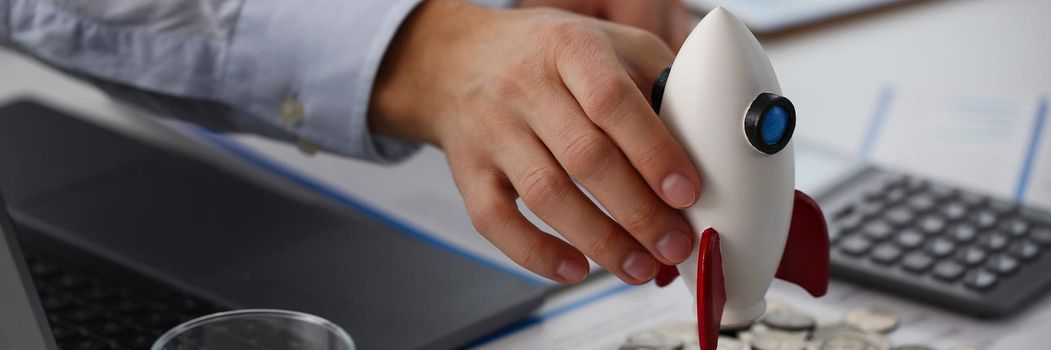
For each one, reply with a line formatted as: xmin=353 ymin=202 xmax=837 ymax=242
xmin=515 ymin=236 xmax=546 ymax=270
xmin=634 ymin=139 xmax=674 ymax=170
xmin=519 ymin=166 xmax=566 ymax=210
xmin=560 ymin=131 xmax=615 ymax=181
xmin=582 ymin=224 xmax=620 ymax=258
xmin=466 ymin=198 xmax=503 ymax=235
xmin=618 ymin=199 xmax=662 ymax=234
xmin=584 ymin=78 xmax=634 ymax=127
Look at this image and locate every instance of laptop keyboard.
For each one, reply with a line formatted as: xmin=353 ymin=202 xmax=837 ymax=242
xmin=25 ymin=255 xmax=224 ymax=350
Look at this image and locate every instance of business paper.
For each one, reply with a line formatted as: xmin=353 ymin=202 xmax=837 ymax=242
xmin=866 ymin=87 xmax=1049 ymax=208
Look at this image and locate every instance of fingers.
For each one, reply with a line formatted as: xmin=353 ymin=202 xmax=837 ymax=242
xmin=555 ymin=37 xmax=703 ymax=210
xmin=594 ymin=19 xmax=675 ymax=98
xmin=525 ymin=86 xmax=695 ymax=266
xmin=492 ymin=128 xmax=660 ymax=284
xmin=451 ymin=159 xmax=590 ymax=284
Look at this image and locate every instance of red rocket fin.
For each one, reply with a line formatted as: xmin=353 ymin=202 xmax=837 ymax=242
xmin=655 ymin=264 xmax=679 ymax=287
xmin=775 ymin=190 xmax=830 ymax=297
xmin=697 ymin=228 xmax=726 ymax=350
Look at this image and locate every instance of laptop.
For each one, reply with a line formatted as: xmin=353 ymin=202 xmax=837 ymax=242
xmin=0 ymin=99 xmax=546 ymax=349
xmin=0 ymin=190 xmax=58 ymax=350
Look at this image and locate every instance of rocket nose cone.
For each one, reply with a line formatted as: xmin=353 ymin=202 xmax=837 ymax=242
xmin=698 ymin=7 xmax=752 ymax=40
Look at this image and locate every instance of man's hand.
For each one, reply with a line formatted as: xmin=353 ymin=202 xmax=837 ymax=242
xmin=370 ymin=0 xmax=702 ymax=285
xmin=519 ymin=0 xmax=695 ymax=51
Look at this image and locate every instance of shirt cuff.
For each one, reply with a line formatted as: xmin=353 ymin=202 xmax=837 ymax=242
xmin=223 ymin=0 xmax=424 ymax=163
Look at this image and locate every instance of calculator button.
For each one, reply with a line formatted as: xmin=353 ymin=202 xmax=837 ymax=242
xmin=949 ymin=224 xmax=978 ymax=243
xmin=932 ymin=261 xmax=965 ymax=281
xmin=835 ymin=213 xmax=865 ymax=232
xmin=895 ymin=229 xmax=925 ymax=249
xmin=839 ymin=236 xmax=872 ymax=256
xmin=862 ymin=220 xmax=894 ymax=241
xmin=834 ymin=205 xmax=856 ymax=220
xmin=908 ymin=195 xmax=937 ymax=212
xmin=901 ymin=252 xmax=934 ymax=273
xmin=979 ymin=233 xmax=1010 ymax=251
xmin=925 ymin=238 xmax=956 ymax=258
xmin=857 ymin=201 xmax=885 ymax=219
xmin=999 ymin=218 xmax=1030 ymax=238
xmin=870 ymin=244 xmax=903 ymax=265
xmin=989 ymin=199 xmax=1017 ymax=215
xmin=958 ymin=192 xmax=986 ymax=207
xmin=1008 ymin=240 xmax=1040 ymax=261
xmin=986 ymin=255 xmax=1020 ymax=275
xmin=1031 ymin=227 xmax=1051 ymax=246
xmin=927 ymin=183 xmax=955 ymax=199
xmin=918 ymin=215 xmax=947 ymax=235
xmin=902 ymin=177 xmax=927 ymax=192
xmin=973 ymin=211 xmax=998 ymax=229
xmin=886 ymin=206 xmax=916 ymax=227
xmin=955 ymin=247 xmax=987 ymax=267
xmin=941 ymin=203 xmax=968 ymax=221
xmin=885 ymin=188 xmax=908 ymax=204
xmin=963 ymin=270 xmax=998 ymax=291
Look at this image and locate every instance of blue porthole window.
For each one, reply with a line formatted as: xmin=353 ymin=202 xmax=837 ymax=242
xmin=745 ymin=93 xmax=796 ymax=155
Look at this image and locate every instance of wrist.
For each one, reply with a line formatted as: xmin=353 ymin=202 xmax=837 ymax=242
xmin=369 ymin=0 xmax=493 ymax=146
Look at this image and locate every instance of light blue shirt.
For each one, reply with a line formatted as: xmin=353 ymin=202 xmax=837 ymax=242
xmin=1 ymin=0 xmax=511 ymax=163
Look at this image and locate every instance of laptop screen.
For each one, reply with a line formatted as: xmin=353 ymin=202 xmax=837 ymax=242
xmin=0 ymin=193 xmax=57 ymax=350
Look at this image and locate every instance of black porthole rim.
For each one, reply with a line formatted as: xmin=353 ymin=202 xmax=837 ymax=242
xmin=744 ymin=93 xmax=796 ymax=155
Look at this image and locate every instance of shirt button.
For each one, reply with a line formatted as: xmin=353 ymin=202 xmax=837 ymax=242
xmin=296 ymin=138 xmax=319 ymax=156
xmin=279 ymin=96 xmax=305 ymax=126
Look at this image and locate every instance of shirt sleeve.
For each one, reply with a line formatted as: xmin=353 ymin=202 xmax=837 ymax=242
xmin=0 ymin=0 xmax=505 ymax=163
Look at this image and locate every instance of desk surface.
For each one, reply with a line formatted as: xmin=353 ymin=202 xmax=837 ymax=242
xmin=1 ymin=0 xmax=1049 ymax=348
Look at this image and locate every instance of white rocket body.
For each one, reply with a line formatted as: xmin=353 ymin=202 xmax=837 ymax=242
xmin=658 ymin=8 xmax=794 ymax=328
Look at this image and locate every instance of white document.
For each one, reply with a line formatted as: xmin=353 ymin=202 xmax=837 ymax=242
xmin=867 ymin=87 xmax=1050 ymax=209
xmin=475 ymin=277 xmax=1051 ymax=350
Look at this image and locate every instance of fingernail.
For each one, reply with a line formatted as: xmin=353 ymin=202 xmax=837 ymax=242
xmin=661 ymin=173 xmax=697 ymax=208
xmin=622 ymin=250 xmax=658 ymax=282
xmin=656 ymin=229 xmax=692 ymax=263
xmin=556 ymin=259 xmax=587 ymax=283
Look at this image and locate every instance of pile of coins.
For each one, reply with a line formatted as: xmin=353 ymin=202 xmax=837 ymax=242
xmin=618 ymin=301 xmax=985 ymax=350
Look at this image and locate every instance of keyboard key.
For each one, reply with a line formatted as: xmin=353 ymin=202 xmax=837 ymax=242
xmin=885 ymin=206 xmax=916 ymax=226
xmin=56 ymin=275 xmax=91 ymax=290
xmin=42 ymin=294 xmax=75 ymax=312
xmin=955 ymin=247 xmax=987 ymax=267
xmin=1009 ymin=240 xmax=1040 ymax=261
xmin=862 ymin=220 xmax=894 ymax=241
xmin=50 ymin=325 xmax=79 ymax=342
xmin=986 ymin=255 xmax=1020 ymax=275
xmin=895 ymin=229 xmax=925 ymax=249
xmin=870 ymin=244 xmax=903 ymax=265
xmin=949 ymin=224 xmax=978 ymax=243
xmin=907 ymin=195 xmax=937 ymax=212
xmin=115 ymin=300 xmax=144 ymax=314
xmin=925 ymin=238 xmax=956 ymax=258
xmin=979 ymin=233 xmax=1010 ymax=251
xmin=932 ymin=261 xmax=966 ymax=281
xmin=857 ymin=201 xmax=885 ymax=219
xmin=839 ymin=236 xmax=872 ymax=256
xmin=901 ymin=252 xmax=934 ymax=273
xmin=89 ymin=321 xmax=130 ymax=337
xmin=973 ymin=211 xmax=998 ymax=229
xmin=29 ymin=262 xmax=61 ymax=279
xmin=67 ymin=307 xmax=104 ymax=323
xmin=834 ymin=205 xmax=856 ymax=220
xmin=941 ymin=202 xmax=968 ymax=221
xmin=1000 ymin=218 xmax=1030 ymax=238
xmin=918 ymin=215 xmax=947 ymax=235
xmin=963 ymin=270 xmax=998 ymax=291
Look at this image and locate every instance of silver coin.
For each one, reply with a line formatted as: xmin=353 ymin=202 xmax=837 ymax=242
xmin=947 ymin=346 xmax=987 ymax=350
xmin=653 ymin=322 xmax=699 ymax=343
xmin=750 ymin=324 xmax=809 ymax=340
xmin=625 ymin=330 xmax=684 ymax=350
xmin=808 ymin=332 xmax=890 ymax=350
xmin=751 ymin=330 xmax=808 ymax=350
xmin=892 ymin=345 xmax=936 ymax=350
xmin=811 ymin=322 xmax=866 ymax=341
xmin=716 ymin=336 xmax=747 ymax=350
xmin=762 ymin=309 xmax=817 ymax=331
xmin=844 ymin=307 xmax=901 ymax=334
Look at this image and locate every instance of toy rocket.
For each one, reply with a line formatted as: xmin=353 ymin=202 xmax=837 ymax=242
xmin=649 ymin=8 xmax=830 ymax=350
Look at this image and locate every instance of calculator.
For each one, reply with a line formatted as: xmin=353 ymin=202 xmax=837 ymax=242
xmin=818 ymin=166 xmax=1051 ymax=317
